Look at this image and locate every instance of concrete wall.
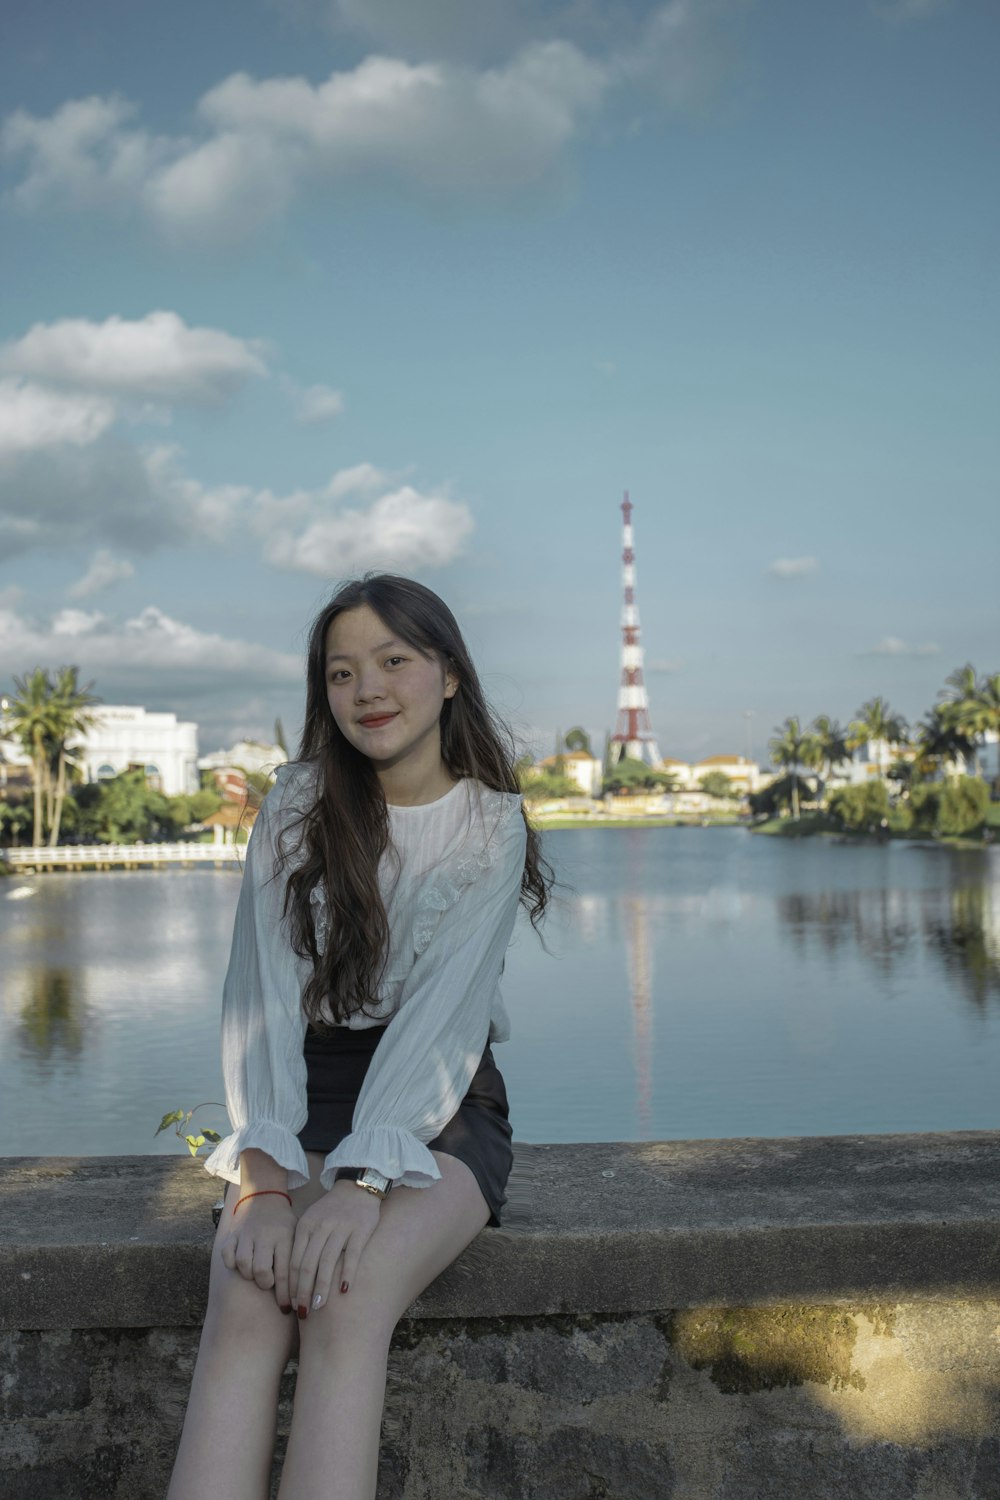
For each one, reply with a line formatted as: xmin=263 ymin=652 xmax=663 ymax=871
xmin=3 ymin=1134 xmax=1000 ymax=1499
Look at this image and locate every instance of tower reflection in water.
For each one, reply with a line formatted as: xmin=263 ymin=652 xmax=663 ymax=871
xmin=622 ymin=895 xmax=654 ymax=1137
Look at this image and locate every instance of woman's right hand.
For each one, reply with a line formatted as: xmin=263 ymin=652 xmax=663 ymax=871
xmin=219 ymin=1193 xmax=297 ymax=1312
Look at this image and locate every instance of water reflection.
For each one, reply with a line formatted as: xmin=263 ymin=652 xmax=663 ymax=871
xmin=17 ymin=966 xmax=92 ymax=1062
xmin=622 ymin=896 xmax=654 ymax=1135
xmin=923 ymin=883 xmax=1000 ymax=1009
xmin=777 ymin=889 xmax=916 ymax=971
xmin=3 ymin=840 xmax=999 ymax=1152
xmin=774 ymin=858 xmax=1000 ymax=1011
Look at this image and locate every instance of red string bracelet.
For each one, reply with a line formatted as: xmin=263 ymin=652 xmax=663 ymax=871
xmin=232 ymin=1189 xmax=292 ymax=1214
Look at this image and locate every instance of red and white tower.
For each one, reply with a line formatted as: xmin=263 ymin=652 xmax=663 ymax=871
xmin=609 ymin=492 xmax=661 ymax=768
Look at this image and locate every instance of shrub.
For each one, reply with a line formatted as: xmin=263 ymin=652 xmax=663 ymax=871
xmin=912 ymin=777 xmax=989 ymax=836
xmin=827 ymin=781 xmax=889 ymax=833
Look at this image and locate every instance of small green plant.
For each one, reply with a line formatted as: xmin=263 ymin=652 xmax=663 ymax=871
xmin=155 ymin=1103 xmax=225 ymax=1158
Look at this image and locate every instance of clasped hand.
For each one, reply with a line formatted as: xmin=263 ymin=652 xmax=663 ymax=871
xmin=220 ymin=1181 xmax=382 ymax=1315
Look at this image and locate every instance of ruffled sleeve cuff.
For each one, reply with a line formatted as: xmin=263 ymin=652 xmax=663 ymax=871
xmin=320 ymin=1126 xmax=443 ymax=1192
xmin=202 ymin=1120 xmax=312 ymax=1190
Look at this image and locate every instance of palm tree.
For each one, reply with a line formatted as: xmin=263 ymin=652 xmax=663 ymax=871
xmin=937 ymin=663 xmax=983 ymax=775
xmin=8 ymin=670 xmax=60 ymax=846
xmin=563 ymin=726 xmax=592 ymax=755
xmin=913 ymin=706 xmax=975 ymax=783
xmin=7 ymin=667 xmax=100 ymax=846
xmin=46 ymin=667 xmax=100 ymax=846
xmin=768 ymin=717 xmax=821 ymax=820
xmin=847 ymin=697 xmax=908 ymax=781
xmin=975 ymin=672 xmax=1000 ymax=782
xmin=938 ymin=665 xmax=1000 ymax=779
xmin=810 ymin=715 xmax=851 ymax=789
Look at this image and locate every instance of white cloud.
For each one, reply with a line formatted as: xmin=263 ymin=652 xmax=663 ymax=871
xmin=0 ymin=378 xmax=116 ymax=456
xmin=319 ymin=0 xmax=745 ymax=94
xmin=0 ymin=601 xmax=301 ymax=686
xmin=0 ymin=402 xmax=470 ymax=576
xmin=863 ymin=637 xmax=940 ymax=658
xmin=3 ymin=43 xmax=606 ymax=242
xmin=767 ymin=556 xmax=818 ymax=578
xmin=292 ymin=383 xmax=344 ymax=424
xmin=0 ymin=94 xmax=177 ymax=213
xmin=0 ymin=311 xmax=268 ymax=403
xmin=0 ymin=432 xmax=247 ymax=557
xmin=613 ymin=0 xmax=748 ymax=115
xmin=262 ymin=482 xmax=474 ymax=573
xmin=67 ymin=549 xmax=136 ymax=600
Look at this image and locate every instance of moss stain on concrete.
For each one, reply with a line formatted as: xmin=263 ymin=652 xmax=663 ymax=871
xmin=670 ymin=1305 xmax=877 ymax=1394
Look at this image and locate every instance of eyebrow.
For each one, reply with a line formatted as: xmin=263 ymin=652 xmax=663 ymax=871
xmin=326 ymin=638 xmax=402 ymax=664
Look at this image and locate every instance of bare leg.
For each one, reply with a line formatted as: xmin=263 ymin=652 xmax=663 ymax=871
xmin=167 ymin=1177 xmax=313 ymax=1500
xmin=276 ymin=1149 xmax=491 ymax=1500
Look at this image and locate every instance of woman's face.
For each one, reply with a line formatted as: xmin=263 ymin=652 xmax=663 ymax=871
xmin=324 ymin=604 xmax=458 ymax=771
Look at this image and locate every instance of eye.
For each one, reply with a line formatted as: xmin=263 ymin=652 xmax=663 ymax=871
xmin=385 ymin=655 xmax=406 ymax=667
xmin=328 ymin=669 xmax=350 ymax=683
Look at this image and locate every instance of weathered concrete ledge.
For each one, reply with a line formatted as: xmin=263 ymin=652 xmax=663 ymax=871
xmin=3 ymin=1135 xmax=1000 ymax=1499
xmin=3 ymin=1133 xmax=1000 ymax=1329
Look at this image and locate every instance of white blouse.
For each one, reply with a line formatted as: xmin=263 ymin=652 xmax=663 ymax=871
xmin=202 ymin=761 xmax=526 ymax=1193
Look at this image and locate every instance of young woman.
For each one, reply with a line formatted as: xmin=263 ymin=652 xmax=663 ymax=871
xmin=167 ymin=573 xmax=550 ymax=1500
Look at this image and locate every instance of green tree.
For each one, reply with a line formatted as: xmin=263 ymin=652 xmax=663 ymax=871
xmin=699 ymin=770 xmax=739 ymax=800
xmin=810 ymin=715 xmax=852 ymax=788
xmin=72 ymin=769 xmax=173 ymax=844
xmin=7 ymin=669 xmax=59 ymax=845
xmin=603 ymin=757 xmax=675 ymax=795
xmin=768 ymin=718 xmax=821 ymax=820
xmin=274 ymin=717 xmax=288 ymax=755
xmin=6 ymin=666 xmax=100 ymax=846
xmin=913 ymin=706 xmax=975 ymax=783
xmin=912 ymin=776 xmax=989 ymax=837
xmin=0 ymin=799 xmax=33 ymax=846
xmin=827 ymin=781 xmax=890 ymax=834
xmin=847 ymin=698 xmax=908 ymax=782
xmin=563 ymin=726 xmax=592 ymax=755
xmin=939 ymin=665 xmax=1000 ymax=778
xmin=748 ymin=774 xmax=797 ymax=820
xmin=519 ymin=768 xmax=582 ymax=802
xmin=46 ymin=667 xmax=101 ymax=846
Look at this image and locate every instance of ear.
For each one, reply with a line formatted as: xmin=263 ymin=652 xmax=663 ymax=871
xmin=443 ymin=664 xmax=459 ymax=700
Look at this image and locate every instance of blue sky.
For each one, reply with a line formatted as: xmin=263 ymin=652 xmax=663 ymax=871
xmin=1 ymin=0 xmax=996 ymax=763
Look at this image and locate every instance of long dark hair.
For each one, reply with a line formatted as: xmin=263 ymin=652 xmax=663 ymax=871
xmin=276 ymin=572 xmax=552 ymax=1027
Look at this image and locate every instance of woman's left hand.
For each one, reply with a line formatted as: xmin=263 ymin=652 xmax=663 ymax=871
xmin=288 ymin=1179 xmax=383 ymax=1316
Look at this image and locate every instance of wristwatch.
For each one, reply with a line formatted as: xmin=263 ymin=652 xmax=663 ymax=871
xmin=336 ymin=1166 xmax=392 ymax=1199
xmin=355 ymin=1167 xmax=392 ymax=1200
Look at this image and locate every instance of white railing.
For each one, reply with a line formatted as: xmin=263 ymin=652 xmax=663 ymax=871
xmin=2 ymin=842 xmax=244 ymax=869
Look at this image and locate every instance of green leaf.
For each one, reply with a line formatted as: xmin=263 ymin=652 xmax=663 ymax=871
xmin=154 ymin=1109 xmax=185 ymax=1136
xmin=185 ymin=1134 xmax=206 ymax=1156
xmin=201 ymin=1128 xmax=222 ymax=1144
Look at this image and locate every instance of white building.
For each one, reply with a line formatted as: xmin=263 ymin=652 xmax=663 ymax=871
xmin=75 ymin=706 xmax=199 ymax=797
xmin=655 ymin=754 xmax=762 ymax=794
xmin=199 ymin=740 xmax=288 ymax=780
xmin=533 ymin=751 xmax=604 ymax=796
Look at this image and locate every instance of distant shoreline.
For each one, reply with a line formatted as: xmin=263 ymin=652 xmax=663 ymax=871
xmin=527 ymin=814 xmax=744 ymax=830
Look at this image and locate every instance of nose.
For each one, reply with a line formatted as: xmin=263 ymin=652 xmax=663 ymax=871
xmin=354 ymin=666 xmax=387 ymax=703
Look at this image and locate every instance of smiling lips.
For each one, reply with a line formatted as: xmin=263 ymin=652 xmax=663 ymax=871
xmin=357 ymin=712 xmax=398 ymax=727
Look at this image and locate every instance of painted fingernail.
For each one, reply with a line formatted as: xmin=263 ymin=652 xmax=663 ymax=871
xmin=280 ymin=1304 xmax=292 ymax=1315
xmin=312 ymin=1293 xmax=324 ymax=1309
xmin=297 ymin=1305 xmax=307 ymax=1320
xmin=340 ymin=1280 xmax=349 ymax=1294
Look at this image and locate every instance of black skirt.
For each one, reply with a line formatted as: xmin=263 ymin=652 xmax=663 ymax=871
xmin=295 ymin=1020 xmax=513 ymax=1228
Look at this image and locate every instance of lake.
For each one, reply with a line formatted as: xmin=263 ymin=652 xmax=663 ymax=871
xmin=2 ymin=827 xmax=998 ymax=1159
